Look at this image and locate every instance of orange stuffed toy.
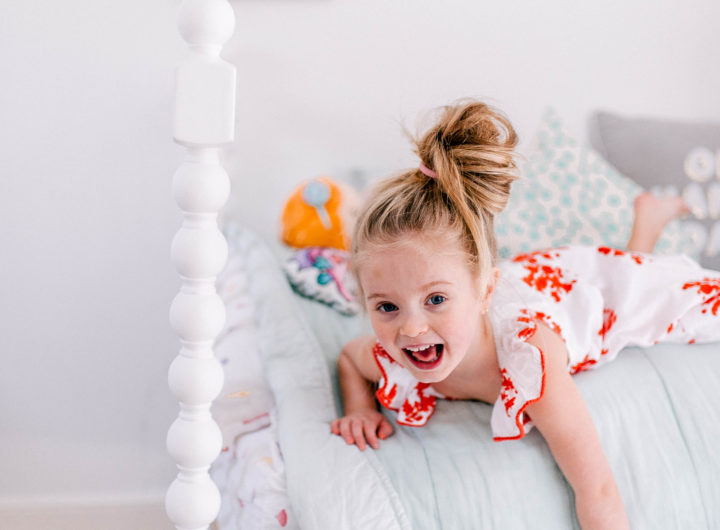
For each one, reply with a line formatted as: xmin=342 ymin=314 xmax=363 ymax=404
xmin=280 ymin=177 xmax=360 ymax=250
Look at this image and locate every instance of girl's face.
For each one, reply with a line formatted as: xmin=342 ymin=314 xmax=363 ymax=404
xmin=357 ymin=232 xmax=494 ymax=384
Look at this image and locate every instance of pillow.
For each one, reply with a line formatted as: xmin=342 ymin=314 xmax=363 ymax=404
xmin=591 ymin=111 xmax=720 ymax=270
xmin=495 ymin=108 xmax=693 ymax=259
xmin=283 ymin=246 xmax=360 ymax=315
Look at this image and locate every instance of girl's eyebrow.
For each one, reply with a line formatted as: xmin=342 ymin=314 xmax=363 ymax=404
xmin=366 ymin=281 xmax=452 ymax=300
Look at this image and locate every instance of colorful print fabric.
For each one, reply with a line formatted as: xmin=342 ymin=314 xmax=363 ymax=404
xmin=284 ymin=247 xmax=360 ymax=315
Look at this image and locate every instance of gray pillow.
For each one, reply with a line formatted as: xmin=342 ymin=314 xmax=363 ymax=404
xmin=590 ymin=111 xmax=720 ymax=270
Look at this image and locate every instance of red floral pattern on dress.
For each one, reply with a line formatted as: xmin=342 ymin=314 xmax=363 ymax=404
xmin=372 ymin=343 xmax=438 ymax=426
xmin=493 ymin=312 xmax=549 ymax=436
xmin=597 ymin=246 xmax=646 ymax=265
xmin=570 ymin=354 xmax=598 ymax=374
xmin=376 ymin=379 xmax=398 ymax=410
xmin=512 ymin=249 xmax=562 ymax=264
xmin=521 ymin=263 xmax=576 ymax=302
xmin=401 ymin=383 xmax=438 ymax=424
xmin=500 ymin=368 xmax=518 ymax=416
xmin=373 ymin=343 xmax=399 ymax=410
xmin=682 ymin=278 xmax=720 ymax=316
xmin=598 ymin=308 xmax=617 ymax=340
xmin=373 ymin=343 xmax=394 ymax=363
xmin=493 ymin=344 xmax=547 ymax=442
xmin=515 ymin=313 xmax=537 ymax=341
xmin=513 ymin=249 xmax=576 ymax=302
xmin=518 ymin=309 xmax=564 ymax=339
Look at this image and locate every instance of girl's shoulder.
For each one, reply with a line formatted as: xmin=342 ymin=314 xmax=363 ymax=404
xmin=343 ymin=334 xmax=378 ymax=356
xmin=341 ymin=335 xmax=382 ymax=381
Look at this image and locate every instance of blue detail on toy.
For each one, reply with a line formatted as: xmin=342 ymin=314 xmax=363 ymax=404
xmin=302 ymin=180 xmax=330 ymax=207
xmin=302 ymin=180 xmax=332 ymax=229
xmin=313 ymin=256 xmax=331 ymax=270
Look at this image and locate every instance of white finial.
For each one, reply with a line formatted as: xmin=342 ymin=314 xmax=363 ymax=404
xmin=177 ymin=0 xmax=235 ymax=54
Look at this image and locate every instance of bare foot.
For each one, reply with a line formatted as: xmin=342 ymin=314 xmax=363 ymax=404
xmin=627 ymin=192 xmax=690 ymax=253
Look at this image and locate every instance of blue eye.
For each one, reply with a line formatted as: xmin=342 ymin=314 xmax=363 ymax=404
xmin=378 ymin=302 xmax=398 ymax=313
xmin=428 ymin=295 xmax=446 ymax=306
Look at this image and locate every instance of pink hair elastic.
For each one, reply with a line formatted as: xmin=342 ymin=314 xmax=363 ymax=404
xmin=419 ymin=163 xmax=438 ymax=179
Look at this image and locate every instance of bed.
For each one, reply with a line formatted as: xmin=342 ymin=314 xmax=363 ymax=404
xmin=166 ymin=2 xmax=720 ymax=529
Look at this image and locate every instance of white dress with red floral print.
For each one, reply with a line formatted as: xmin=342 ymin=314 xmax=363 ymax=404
xmin=372 ymin=246 xmax=720 ymax=441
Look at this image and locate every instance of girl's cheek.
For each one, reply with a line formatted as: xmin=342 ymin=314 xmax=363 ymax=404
xmin=371 ymin=320 xmax=392 ymax=342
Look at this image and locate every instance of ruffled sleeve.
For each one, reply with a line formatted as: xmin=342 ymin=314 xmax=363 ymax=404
xmin=372 ymin=343 xmax=444 ymax=427
xmin=490 ymin=311 xmax=547 ymax=441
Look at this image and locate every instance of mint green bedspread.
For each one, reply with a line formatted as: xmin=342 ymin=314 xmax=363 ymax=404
xmin=239 ymin=228 xmax=720 ymax=529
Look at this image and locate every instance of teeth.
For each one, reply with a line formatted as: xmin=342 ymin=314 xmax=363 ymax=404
xmin=406 ymin=345 xmax=432 ymax=352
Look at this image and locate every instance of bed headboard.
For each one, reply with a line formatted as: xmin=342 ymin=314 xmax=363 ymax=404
xmin=167 ymin=1 xmax=236 ymax=528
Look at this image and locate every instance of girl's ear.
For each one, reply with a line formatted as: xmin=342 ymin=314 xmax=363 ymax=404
xmin=480 ymin=267 xmax=500 ymax=312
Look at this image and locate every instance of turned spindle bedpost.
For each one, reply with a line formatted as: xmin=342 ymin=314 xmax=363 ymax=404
xmin=167 ymin=1 xmax=236 ymax=528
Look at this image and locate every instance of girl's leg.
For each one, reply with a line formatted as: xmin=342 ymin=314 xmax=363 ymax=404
xmin=626 ymin=192 xmax=689 ymax=253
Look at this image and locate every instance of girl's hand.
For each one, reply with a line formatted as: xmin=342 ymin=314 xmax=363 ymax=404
xmin=330 ymin=409 xmax=394 ymax=450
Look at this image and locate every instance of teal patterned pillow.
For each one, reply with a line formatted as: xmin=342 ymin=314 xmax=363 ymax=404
xmin=495 ymin=109 xmax=693 ymax=259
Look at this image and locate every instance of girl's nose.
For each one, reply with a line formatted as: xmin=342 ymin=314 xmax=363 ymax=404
xmin=400 ymin=312 xmax=428 ymax=338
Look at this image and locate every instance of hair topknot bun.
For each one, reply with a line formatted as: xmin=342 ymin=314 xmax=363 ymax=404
xmin=415 ymin=100 xmax=518 ymax=216
xmin=352 ymin=100 xmax=519 ymax=285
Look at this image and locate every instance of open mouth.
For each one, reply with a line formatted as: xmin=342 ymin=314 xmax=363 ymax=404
xmin=402 ymin=344 xmax=444 ymax=370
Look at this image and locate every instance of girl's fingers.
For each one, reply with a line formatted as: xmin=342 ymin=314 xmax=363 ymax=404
xmin=378 ymin=418 xmax=394 ymax=440
xmin=339 ymin=419 xmax=354 ymax=445
xmin=351 ymin=420 xmax=367 ymax=450
xmin=332 ymin=415 xmax=392 ymax=450
xmin=363 ymin=421 xmax=380 ymax=450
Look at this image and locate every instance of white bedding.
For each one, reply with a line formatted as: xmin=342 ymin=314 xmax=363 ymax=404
xmin=213 ymin=411 xmax=298 ymax=530
xmin=213 ymin=227 xmax=720 ymax=529
xmin=211 ymin=229 xmax=296 ymax=528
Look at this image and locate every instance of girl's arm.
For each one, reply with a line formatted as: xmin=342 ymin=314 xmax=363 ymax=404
xmin=526 ymin=323 xmax=630 ymax=530
xmin=330 ymin=335 xmax=394 ymax=450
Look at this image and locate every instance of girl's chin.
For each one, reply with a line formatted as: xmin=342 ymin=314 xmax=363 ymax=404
xmin=413 ymin=371 xmax=448 ymax=384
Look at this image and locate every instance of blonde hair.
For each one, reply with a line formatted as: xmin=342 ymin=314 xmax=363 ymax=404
xmin=352 ymin=100 xmax=518 ymax=283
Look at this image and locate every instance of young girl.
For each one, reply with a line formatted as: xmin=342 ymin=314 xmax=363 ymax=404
xmin=329 ymin=101 xmax=720 ymax=529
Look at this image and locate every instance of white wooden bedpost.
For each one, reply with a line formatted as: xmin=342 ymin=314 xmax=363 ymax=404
xmin=167 ymin=1 xmax=236 ymax=528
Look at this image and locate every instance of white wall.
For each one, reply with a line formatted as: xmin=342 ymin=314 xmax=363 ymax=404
xmin=0 ymin=1 xmax=182 ymax=502
xmin=0 ymin=0 xmax=717 ymax=507
xmin=224 ymin=0 xmax=720 ymax=238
